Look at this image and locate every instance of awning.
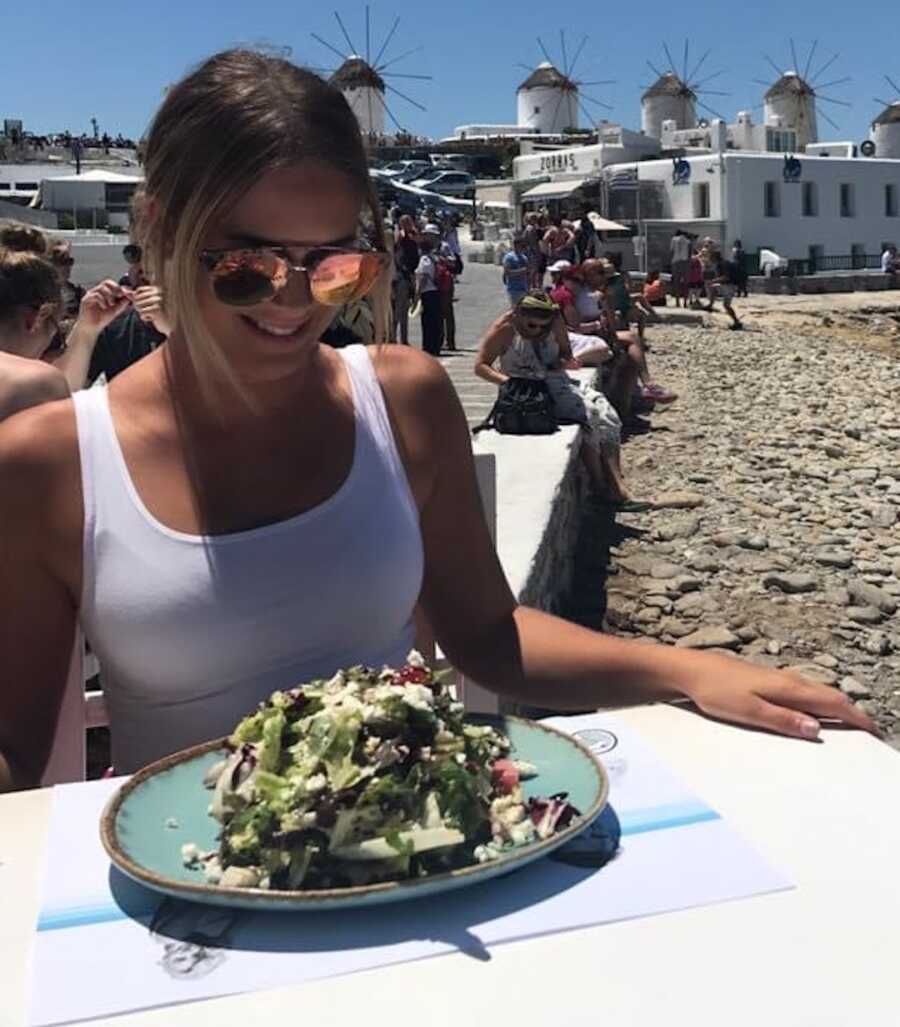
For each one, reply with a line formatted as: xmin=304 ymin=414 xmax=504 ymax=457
xmin=586 ymin=212 xmax=629 ymax=232
xmin=520 ymin=178 xmax=587 ymax=202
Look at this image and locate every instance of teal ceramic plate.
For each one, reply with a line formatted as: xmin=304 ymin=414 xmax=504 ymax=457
xmin=100 ymin=715 xmax=608 ymax=912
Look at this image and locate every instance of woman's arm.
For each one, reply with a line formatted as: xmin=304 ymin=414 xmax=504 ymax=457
xmin=0 ymin=402 xmax=83 ymax=790
xmin=381 ymin=352 xmax=877 ymax=740
xmin=552 ymin=313 xmax=575 ymax=363
xmin=473 ymin=313 xmax=515 ymax=386
xmin=56 ymin=280 xmax=131 ymax=390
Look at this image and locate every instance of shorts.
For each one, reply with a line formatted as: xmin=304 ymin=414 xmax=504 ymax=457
xmin=716 ymin=284 xmax=735 ymax=302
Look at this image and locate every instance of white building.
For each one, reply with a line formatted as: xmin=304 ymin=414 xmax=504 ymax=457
xmin=630 ymin=147 xmax=900 ymax=269
xmin=41 ymin=168 xmax=143 ymax=228
xmin=331 ymin=57 xmax=385 ymax=137
xmin=512 ymin=125 xmax=661 ymax=212
xmin=516 ymin=63 xmax=578 ymax=135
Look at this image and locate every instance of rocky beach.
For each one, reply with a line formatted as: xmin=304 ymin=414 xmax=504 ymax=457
xmin=608 ymin=296 xmax=900 ymax=744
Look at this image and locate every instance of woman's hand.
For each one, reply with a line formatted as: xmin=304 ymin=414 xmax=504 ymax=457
xmin=562 ymin=357 xmax=582 ymax=370
xmin=677 ymin=651 xmax=879 ymax=740
xmin=77 ymin=280 xmax=132 ymax=334
xmin=132 ymin=286 xmax=172 ymax=336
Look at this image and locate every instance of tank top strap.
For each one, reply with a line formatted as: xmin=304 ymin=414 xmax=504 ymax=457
xmin=337 ymin=345 xmax=414 ymax=499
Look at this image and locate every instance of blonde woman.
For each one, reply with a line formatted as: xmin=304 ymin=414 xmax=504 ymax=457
xmin=0 ymin=50 xmax=873 ymax=788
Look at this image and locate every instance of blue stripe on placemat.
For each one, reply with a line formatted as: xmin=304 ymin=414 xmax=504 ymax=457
xmin=618 ymin=801 xmax=720 ymax=836
xmin=37 ymin=802 xmax=720 ymax=932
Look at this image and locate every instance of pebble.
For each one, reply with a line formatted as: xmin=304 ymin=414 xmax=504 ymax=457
xmin=786 ymin=663 xmax=839 ymax=686
xmin=839 ymin=676 xmax=873 ymax=700
xmin=674 ymin=626 xmax=742 ymax=651
xmin=762 ymin=572 xmax=818 ymax=594
xmin=650 ymin=561 xmax=684 ymax=579
xmin=846 ymin=606 xmax=885 ymax=625
xmin=652 ymin=491 xmax=705 ymax=510
xmin=813 ymin=549 xmax=854 ymax=569
xmin=847 ymin=580 xmax=897 ymax=615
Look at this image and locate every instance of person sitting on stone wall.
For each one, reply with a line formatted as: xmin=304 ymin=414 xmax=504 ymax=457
xmin=474 ymin=291 xmax=650 ymax=511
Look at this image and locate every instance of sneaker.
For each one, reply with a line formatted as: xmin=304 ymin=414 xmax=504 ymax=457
xmin=641 ymin=383 xmax=678 ymax=404
xmin=729 ymin=321 xmax=744 ymax=331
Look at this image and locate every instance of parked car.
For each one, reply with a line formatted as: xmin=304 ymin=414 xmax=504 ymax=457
xmin=372 ymin=160 xmax=431 ymax=181
xmin=409 ymin=170 xmax=476 ymax=199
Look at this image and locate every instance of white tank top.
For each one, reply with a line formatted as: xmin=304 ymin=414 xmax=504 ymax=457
xmin=74 ymin=345 xmax=424 ymax=772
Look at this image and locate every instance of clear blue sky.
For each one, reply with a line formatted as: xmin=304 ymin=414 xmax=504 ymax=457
xmin=3 ymin=0 xmax=897 ymax=144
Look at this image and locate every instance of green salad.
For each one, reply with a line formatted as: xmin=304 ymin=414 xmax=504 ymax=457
xmin=182 ymin=652 xmax=580 ymax=890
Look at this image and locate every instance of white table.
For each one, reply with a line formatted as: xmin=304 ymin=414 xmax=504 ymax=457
xmin=6 ymin=704 xmax=900 ymax=1027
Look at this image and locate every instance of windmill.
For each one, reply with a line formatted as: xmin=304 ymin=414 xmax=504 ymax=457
xmin=752 ymin=40 xmax=851 ymax=148
xmin=515 ymin=32 xmax=614 ymax=135
xmin=310 ymin=7 xmax=431 ymax=139
xmin=640 ymin=41 xmax=728 ymax=139
xmin=870 ymin=74 xmax=900 ymax=158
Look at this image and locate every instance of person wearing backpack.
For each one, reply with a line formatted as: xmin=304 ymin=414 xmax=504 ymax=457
xmin=474 ymin=292 xmax=650 ymax=510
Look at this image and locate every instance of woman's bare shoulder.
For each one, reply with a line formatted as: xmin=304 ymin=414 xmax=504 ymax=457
xmin=0 ymin=395 xmax=81 ymax=516
xmin=0 ymin=354 xmax=69 ymax=422
xmin=370 ymin=343 xmax=457 ymax=413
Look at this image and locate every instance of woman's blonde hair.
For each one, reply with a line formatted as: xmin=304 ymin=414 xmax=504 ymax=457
xmin=0 ymin=246 xmax=60 ymax=326
xmin=135 ymin=48 xmax=389 ymax=395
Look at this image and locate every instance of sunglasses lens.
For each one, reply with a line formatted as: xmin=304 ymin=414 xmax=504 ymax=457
xmin=209 ymin=251 xmax=282 ymax=306
xmin=310 ymin=252 xmax=384 ymax=306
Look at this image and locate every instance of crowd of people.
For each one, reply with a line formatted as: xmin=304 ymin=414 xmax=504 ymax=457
xmin=479 ymin=220 xmax=682 ymax=511
xmin=0 ymin=49 xmax=872 ymax=792
xmin=669 ymin=230 xmax=746 ymax=328
xmin=386 ymin=205 xmax=463 ymax=357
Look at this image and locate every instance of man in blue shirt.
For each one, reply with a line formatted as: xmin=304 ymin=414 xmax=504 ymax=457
xmin=502 ymin=233 xmax=530 ymax=307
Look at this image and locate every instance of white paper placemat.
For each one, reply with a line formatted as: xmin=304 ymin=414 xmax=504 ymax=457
xmin=28 ymin=715 xmax=792 ymax=1025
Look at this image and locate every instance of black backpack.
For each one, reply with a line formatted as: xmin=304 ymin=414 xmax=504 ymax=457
xmin=473 ymin=377 xmax=558 ymax=436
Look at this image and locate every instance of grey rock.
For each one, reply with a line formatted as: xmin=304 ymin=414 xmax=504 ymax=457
xmin=839 ymin=676 xmax=872 ymax=700
xmin=737 ymin=535 xmax=769 ymax=551
xmin=813 ymin=549 xmax=854 ymax=569
xmin=861 ymin=632 xmax=893 ymax=656
xmin=872 ymin=505 xmax=898 ymax=528
xmin=824 ymin=587 xmax=852 ymax=607
xmin=617 ymin=556 xmax=655 ymax=577
xmin=850 ymin=468 xmax=879 ymax=484
xmin=653 ymin=491 xmax=705 ymax=510
xmin=673 ymin=575 xmax=704 ymax=594
xmin=635 ymin=607 xmax=662 ymax=624
xmin=786 ymin=663 xmax=839 ymax=686
xmin=688 ymin=554 xmax=720 ymax=574
xmin=847 ymin=580 xmax=897 ymax=614
xmin=675 ymin=626 xmax=742 ymax=651
xmin=659 ymin=618 xmax=695 ymax=639
xmin=847 ymin=605 xmax=884 ymax=624
xmin=736 ymin=625 xmax=759 ymax=643
xmin=762 ymin=572 xmax=818 ymax=594
xmin=766 ymin=640 xmax=783 ymax=656
xmin=656 ymin=517 xmax=701 ymax=542
xmin=710 ymin=532 xmax=741 ymax=548
xmin=650 ymin=561 xmax=685 ymax=579
xmin=813 ymin=653 xmax=840 ymax=669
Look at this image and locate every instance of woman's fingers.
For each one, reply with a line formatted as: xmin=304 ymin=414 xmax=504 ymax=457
xmin=691 ymin=665 xmax=880 ymax=740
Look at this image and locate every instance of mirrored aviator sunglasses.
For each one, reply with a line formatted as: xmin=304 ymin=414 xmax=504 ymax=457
xmin=198 ymin=246 xmax=389 ymax=308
